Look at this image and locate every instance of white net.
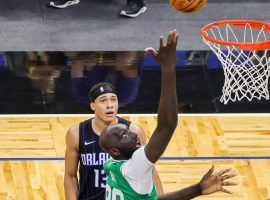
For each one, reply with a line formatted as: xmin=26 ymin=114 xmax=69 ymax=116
xmin=202 ymin=21 xmax=270 ymax=104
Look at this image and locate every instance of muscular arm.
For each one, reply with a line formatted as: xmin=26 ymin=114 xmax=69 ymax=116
xmin=158 ymin=166 xmax=237 ymax=200
xmin=144 ymin=30 xmax=179 ymax=163
xmin=64 ymin=125 xmax=80 ymax=200
xmin=130 ymin=123 xmax=164 ymax=194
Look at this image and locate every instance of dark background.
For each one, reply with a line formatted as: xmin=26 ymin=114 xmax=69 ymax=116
xmin=0 ymin=51 xmax=270 ymax=114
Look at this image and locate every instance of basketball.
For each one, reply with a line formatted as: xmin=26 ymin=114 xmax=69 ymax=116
xmin=169 ymin=0 xmax=207 ymax=13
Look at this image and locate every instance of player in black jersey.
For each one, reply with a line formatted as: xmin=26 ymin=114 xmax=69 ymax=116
xmin=64 ymin=82 xmax=163 ymax=200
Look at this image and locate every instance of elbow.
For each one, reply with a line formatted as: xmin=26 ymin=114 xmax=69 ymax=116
xmin=168 ymin=124 xmax=177 ymax=133
xmin=165 ymin=118 xmax=178 ymax=132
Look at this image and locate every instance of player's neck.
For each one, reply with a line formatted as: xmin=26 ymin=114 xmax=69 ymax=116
xmin=114 ymin=148 xmax=138 ymax=160
xmin=114 ymin=155 xmax=128 ymax=160
xmin=92 ymin=117 xmax=118 ymax=135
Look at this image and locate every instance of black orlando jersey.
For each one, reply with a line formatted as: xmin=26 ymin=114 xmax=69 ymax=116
xmin=78 ymin=117 xmax=131 ymax=200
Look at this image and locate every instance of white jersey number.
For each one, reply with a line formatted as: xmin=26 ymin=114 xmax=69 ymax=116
xmin=106 ymin=185 xmax=124 ymax=200
xmin=94 ymin=169 xmax=106 ymax=188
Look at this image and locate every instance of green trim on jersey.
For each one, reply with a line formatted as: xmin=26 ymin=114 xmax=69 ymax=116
xmin=104 ymin=159 xmax=158 ymax=200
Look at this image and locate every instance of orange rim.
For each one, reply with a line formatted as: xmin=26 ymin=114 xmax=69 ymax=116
xmin=201 ymin=20 xmax=270 ymax=50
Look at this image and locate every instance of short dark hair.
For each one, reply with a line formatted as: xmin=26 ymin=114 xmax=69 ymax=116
xmin=88 ymin=82 xmax=117 ymax=102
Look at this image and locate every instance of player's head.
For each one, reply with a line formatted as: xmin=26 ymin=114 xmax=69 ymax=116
xmin=99 ymin=124 xmax=141 ymax=160
xmin=89 ymin=82 xmax=119 ymax=123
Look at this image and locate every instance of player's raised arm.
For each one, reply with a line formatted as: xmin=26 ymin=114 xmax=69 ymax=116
xmin=144 ymin=30 xmax=179 ymax=163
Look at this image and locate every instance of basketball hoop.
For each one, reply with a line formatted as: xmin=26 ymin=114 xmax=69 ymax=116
xmin=201 ymin=20 xmax=270 ymax=104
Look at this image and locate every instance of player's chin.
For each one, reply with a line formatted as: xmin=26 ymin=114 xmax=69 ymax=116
xmin=133 ymin=145 xmax=141 ymax=153
xmin=103 ymin=114 xmax=116 ymax=121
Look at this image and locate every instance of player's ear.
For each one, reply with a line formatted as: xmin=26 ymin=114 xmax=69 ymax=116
xmin=109 ymin=148 xmax=120 ymax=157
xmin=90 ymin=102 xmax=95 ymax=111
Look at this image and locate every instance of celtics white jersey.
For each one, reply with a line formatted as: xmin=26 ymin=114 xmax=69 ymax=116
xmin=104 ymin=159 xmax=158 ymax=200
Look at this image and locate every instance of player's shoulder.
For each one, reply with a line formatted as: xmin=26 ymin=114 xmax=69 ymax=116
xmin=104 ymin=158 xmax=113 ymax=166
xmin=104 ymin=159 xmax=124 ymax=170
xmin=67 ymin=124 xmax=79 ymax=136
xmin=129 ymin=122 xmax=142 ymax=132
xmin=66 ymin=124 xmax=79 ymax=147
xmin=117 ymin=116 xmax=130 ymax=124
xmin=103 ymin=158 xmax=114 ymax=172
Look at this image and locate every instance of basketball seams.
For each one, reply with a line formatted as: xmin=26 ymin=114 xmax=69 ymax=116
xmin=176 ymin=0 xmax=195 ymax=10
xmin=183 ymin=0 xmax=205 ymax=12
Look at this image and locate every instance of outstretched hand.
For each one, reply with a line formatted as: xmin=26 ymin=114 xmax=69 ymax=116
xmin=145 ymin=30 xmax=179 ymax=70
xmin=199 ymin=165 xmax=238 ymax=195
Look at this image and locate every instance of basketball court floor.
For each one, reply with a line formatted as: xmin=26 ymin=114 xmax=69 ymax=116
xmin=0 ymin=0 xmax=270 ymax=199
xmin=0 ymin=115 xmax=270 ymax=199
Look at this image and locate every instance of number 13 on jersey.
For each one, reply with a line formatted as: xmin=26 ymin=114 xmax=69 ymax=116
xmin=94 ymin=169 xmax=106 ymax=188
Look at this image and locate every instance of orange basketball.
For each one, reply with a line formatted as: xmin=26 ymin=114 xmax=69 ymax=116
xmin=169 ymin=0 xmax=207 ymax=13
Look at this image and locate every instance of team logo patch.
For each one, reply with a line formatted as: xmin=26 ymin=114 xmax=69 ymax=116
xmin=100 ymin=87 xmax=104 ymax=92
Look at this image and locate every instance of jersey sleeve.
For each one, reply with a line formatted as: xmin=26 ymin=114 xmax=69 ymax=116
xmin=121 ymin=146 xmax=155 ymax=194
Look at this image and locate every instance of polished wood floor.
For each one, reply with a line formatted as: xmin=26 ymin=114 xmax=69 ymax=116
xmin=0 ymin=115 xmax=270 ymax=199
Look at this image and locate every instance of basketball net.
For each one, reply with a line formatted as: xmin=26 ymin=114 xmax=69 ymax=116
xmin=201 ymin=20 xmax=270 ymax=104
